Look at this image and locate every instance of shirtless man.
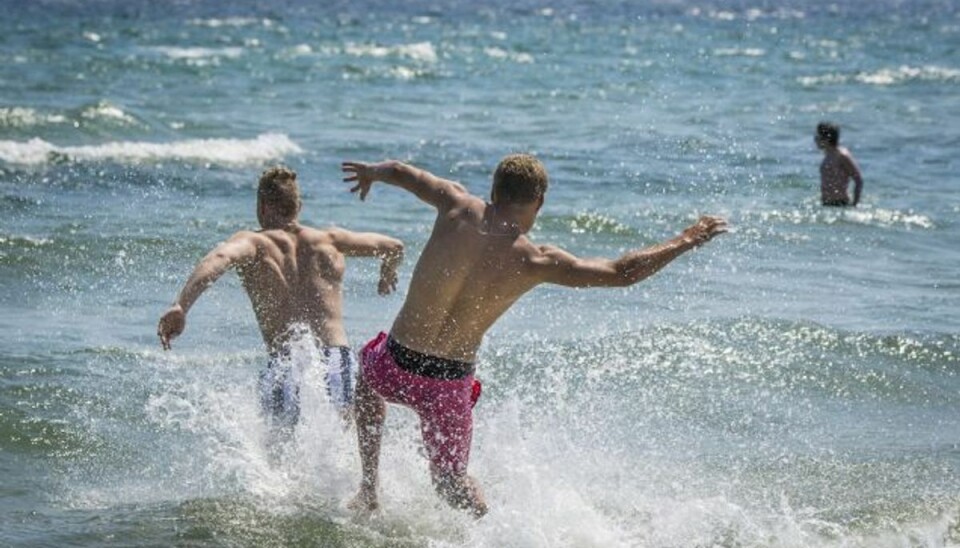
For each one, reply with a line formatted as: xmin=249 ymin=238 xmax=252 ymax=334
xmin=157 ymin=166 xmax=403 ymax=430
xmin=816 ymin=121 xmax=864 ymax=207
xmin=341 ymin=155 xmax=727 ymax=517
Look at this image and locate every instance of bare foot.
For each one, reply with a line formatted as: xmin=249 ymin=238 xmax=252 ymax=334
xmin=347 ymin=488 xmax=379 ymax=518
xmin=434 ymin=473 xmax=488 ymax=518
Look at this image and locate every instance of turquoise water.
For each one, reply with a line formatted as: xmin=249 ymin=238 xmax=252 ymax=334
xmin=1 ymin=1 xmax=959 ymax=546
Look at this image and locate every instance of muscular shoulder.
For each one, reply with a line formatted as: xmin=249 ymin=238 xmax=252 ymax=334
xmin=452 ymin=182 xmax=474 ymax=203
xmin=505 ymin=239 xmax=566 ymax=270
xmin=209 ymin=230 xmax=263 ymax=263
xmin=229 ymin=229 xmax=261 ymax=241
xmin=227 ymin=230 xmax=268 ymax=250
xmin=526 ymin=243 xmax=575 ymax=267
xmin=297 ymin=226 xmax=342 ymax=252
xmin=295 ymin=224 xmax=334 ymax=241
xmin=513 ymin=241 xmax=591 ymax=286
xmin=449 ymin=187 xmax=482 ymax=210
xmin=437 ymin=193 xmax=485 ymax=227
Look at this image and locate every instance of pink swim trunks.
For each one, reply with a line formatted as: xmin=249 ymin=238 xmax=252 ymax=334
xmin=360 ymin=332 xmax=480 ymax=476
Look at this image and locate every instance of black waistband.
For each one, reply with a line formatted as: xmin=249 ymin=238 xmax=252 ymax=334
xmin=387 ymin=336 xmax=475 ymax=380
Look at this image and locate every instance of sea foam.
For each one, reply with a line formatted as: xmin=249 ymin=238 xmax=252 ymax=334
xmin=344 ymin=41 xmax=438 ymax=63
xmin=744 ymin=205 xmax=935 ymax=230
xmin=0 ymin=133 xmax=302 ymax=166
xmin=484 ymin=47 xmax=535 ymax=63
xmin=0 ymin=102 xmax=141 ymax=131
xmin=149 ymin=46 xmax=246 ymax=60
xmin=186 ymin=17 xmax=268 ymax=28
xmin=799 ymin=65 xmax=960 ymax=87
xmin=0 ymin=107 xmax=67 ymax=128
xmin=80 ymin=101 xmax=138 ymax=125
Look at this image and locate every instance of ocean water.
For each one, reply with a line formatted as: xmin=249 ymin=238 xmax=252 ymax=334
xmin=1 ymin=0 xmax=959 ymax=546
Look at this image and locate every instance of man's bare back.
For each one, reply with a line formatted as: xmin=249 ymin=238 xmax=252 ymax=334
xmin=230 ymin=226 xmax=392 ymax=350
xmin=390 ymin=197 xmax=549 ymax=362
xmin=157 ymin=223 xmax=403 ymax=353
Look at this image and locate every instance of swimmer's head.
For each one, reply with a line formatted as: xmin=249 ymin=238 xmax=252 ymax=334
xmin=816 ymin=122 xmax=839 ymax=148
xmin=257 ymin=166 xmax=301 ymax=227
xmin=491 ymin=154 xmax=548 ymax=233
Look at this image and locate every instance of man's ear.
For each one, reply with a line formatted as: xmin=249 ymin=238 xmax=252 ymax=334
xmin=535 ymin=195 xmax=544 ymax=212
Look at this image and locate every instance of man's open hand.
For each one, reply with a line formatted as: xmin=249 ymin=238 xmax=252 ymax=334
xmin=157 ymin=304 xmax=185 ymax=350
xmin=342 ymin=161 xmax=377 ymax=201
xmin=682 ymin=215 xmax=729 ymax=247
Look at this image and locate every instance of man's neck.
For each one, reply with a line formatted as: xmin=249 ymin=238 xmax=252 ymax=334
xmin=484 ymin=203 xmax=530 ymax=236
xmin=260 ymin=219 xmax=300 ymax=231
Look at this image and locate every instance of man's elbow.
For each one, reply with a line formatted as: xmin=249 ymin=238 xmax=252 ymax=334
xmin=613 ymin=264 xmax=651 ymax=287
xmin=608 ymin=274 xmax=638 ymax=288
xmin=383 ymin=239 xmax=404 ymax=259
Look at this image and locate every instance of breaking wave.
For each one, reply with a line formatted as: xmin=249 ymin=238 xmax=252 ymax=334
xmin=0 ymin=133 xmax=302 ymax=167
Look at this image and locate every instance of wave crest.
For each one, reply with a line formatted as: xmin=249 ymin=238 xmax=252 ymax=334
xmin=0 ymin=133 xmax=302 ymax=167
xmin=0 ymin=107 xmax=67 ymax=128
xmin=746 ymin=206 xmax=934 ymax=230
xmin=186 ymin=17 xmax=270 ymax=28
xmin=799 ymin=65 xmax=960 ymax=87
xmin=344 ymin=41 xmax=438 ymax=63
xmin=0 ymin=101 xmax=139 ymax=129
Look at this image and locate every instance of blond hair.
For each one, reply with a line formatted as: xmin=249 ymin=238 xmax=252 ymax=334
xmin=492 ymin=154 xmax=549 ymax=205
xmin=257 ymin=166 xmax=300 ymax=219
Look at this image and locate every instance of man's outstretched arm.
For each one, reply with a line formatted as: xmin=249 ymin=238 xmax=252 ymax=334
xmin=341 ymin=160 xmax=467 ymax=210
xmin=330 ymin=229 xmax=405 ymax=295
xmin=157 ymin=233 xmax=257 ymax=350
xmin=533 ymin=216 xmax=728 ymax=288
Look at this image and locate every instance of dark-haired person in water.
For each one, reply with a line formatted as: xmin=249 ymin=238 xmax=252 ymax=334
xmin=158 ymin=166 xmax=403 ymax=432
xmin=342 ymin=154 xmax=727 ymax=517
xmin=816 ymin=122 xmax=864 ymax=207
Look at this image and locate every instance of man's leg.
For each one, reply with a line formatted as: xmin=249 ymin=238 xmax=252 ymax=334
xmin=350 ymin=373 xmax=385 ymax=513
xmin=420 ymin=393 xmax=488 ymax=517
